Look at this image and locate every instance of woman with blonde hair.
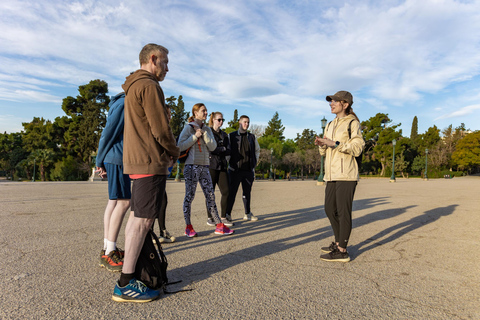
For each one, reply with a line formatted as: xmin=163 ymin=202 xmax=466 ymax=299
xmin=315 ymin=91 xmax=364 ymax=262
xmin=177 ymin=103 xmax=234 ymax=237
xmin=205 ymin=111 xmax=232 ymax=226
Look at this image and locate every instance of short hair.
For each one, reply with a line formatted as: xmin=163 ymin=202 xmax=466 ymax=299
xmin=239 ymin=115 xmax=249 ymax=122
xmin=139 ymin=43 xmax=169 ymax=66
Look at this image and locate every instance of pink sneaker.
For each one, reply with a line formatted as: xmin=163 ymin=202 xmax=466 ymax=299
xmin=214 ymin=223 xmax=234 ymax=235
xmin=185 ymin=224 xmax=197 ymax=237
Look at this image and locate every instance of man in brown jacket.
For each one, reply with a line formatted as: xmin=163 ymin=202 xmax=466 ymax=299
xmin=112 ymin=43 xmax=180 ymax=303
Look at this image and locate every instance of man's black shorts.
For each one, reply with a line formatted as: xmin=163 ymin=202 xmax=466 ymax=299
xmin=131 ymin=175 xmax=166 ymax=219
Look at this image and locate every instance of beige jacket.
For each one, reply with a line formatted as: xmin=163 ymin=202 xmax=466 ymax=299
xmin=178 ymin=123 xmax=217 ymax=166
xmin=319 ymin=114 xmax=365 ymax=181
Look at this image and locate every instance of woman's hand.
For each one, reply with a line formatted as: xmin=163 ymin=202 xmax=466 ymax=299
xmin=315 ymin=136 xmax=335 ymax=147
xmin=194 ymin=128 xmax=204 ymax=138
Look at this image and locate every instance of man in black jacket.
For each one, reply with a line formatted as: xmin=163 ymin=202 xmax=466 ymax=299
xmin=226 ymin=115 xmax=260 ymax=221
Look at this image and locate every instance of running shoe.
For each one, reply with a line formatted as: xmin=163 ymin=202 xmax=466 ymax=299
xmin=221 ymin=218 xmax=234 ymax=227
xmin=214 ymin=223 xmax=234 ymax=235
xmin=321 ymin=242 xmax=337 ymax=253
xmin=243 ymin=212 xmax=258 ymax=221
xmin=101 ymin=250 xmax=124 ymax=272
xmin=161 ymin=230 xmax=176 ymax=243
xmin=185 ymin=224 xmax=197 ymax=237
xmin=206 ymin=218 xmax=215 ymax=226
xmin=112 ymin=278 xmax=160 ymax=303
xmin=320 ymin=248 xmax=350 ymax=262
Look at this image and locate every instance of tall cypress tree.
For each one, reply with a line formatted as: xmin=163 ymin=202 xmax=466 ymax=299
xmin=228 ymin=109 xmax=239 ymax=131
xmin=410 ymin=116 xmax=418 ymax=140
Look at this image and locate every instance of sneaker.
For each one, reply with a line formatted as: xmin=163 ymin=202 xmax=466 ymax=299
xmin=225 ymin=214 xmax=232 ymax=222
xmin=221 ymin=218 xmax=234 ymax=227
xmin=161 ymin=230 xmax=176 ymax=243
xmin=112 ymin=278 xmax=160 ymax=303
xmin=214 ymin=223 xmax=234 ymax=235
xmin=243 ymin=212 xmax=258 ymax=221
xmin=101 ymin=250 xmax=124 ymax=272
xmin=206 ymin=218 xmax=215 ymax=226
xmin=320 ymin=248 xmax=350 ymax=262
xmin=99 ymin=249 xmax=106 ymax=266
xmin=116 ymin=247 xmax=125 ymax=259
xmin=321 ymin=242 xmax=337 ymax=253
xmin=185 ymin=224 xmax=197 ymax=238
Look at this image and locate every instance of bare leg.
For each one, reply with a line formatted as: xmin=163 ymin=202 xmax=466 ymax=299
xmin=107 ymin=199 xmax=130 ymax=242
xmin=122 ymin=211 xmax=154 ymax=274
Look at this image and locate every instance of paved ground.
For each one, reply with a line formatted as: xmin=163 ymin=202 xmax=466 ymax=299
xmin=0 ymin=177 xmax=479 ymax=319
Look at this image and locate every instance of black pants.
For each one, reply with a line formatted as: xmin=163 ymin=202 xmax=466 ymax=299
xmin=153 ymin=191 xmax=168 ymax=233
xmin=226 ymin=169 xmax=254 ymax=215
xmin=324 ymin=181 xmax=357 ymax=249
xmin=207 ymin=169 xmax=229 ymax=218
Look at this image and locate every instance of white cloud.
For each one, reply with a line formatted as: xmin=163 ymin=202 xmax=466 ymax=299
xmin=435 ymin=104 xmax=480 ymax=120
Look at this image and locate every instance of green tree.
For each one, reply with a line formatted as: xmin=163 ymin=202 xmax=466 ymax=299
xmin=410 ymin=116 xmax=418 ymax=140
xmin=61 ymin=79 xmax=110 ymax=164
xmin=295 ymin=129 xmax=317 ymax=150
xmin=31 ymin=149 xmax=55 ymax=181
xmin=167 ymin=95 xmax=189 ymax=137
xmin=22 ymin=117 xmax=57 ymax=152
xmin=451 ymin=131 xmax=480 ymax=172
xmin=361 ymin=113 xmax=401 ymax=176
xmin=0 ymin=132 xmax=27 ymax=179
xmin=227 ymin=109 xmax=239 ymax=131
xmin=264 ymin=112 xmax=285 ymax=141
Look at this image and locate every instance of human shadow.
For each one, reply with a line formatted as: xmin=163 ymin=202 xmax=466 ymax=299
xmin=349 ymin=204 xmax=458 ymax=258
xmin=164 ymin=197 xmax=412 ymax=290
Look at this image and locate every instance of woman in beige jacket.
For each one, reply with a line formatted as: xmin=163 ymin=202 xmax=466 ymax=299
xmin=315 ymin=91 xmax=365 ymax=262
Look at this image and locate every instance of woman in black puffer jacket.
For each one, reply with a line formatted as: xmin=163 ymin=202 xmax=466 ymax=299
xmin=206 ymin=112 xmax=233 ymax=226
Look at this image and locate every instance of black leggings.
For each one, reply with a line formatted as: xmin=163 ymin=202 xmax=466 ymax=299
xmin=208 ymin=169 xmax=229 ymax=218
xmin=324 ymin=181 xmax=357 ymax=249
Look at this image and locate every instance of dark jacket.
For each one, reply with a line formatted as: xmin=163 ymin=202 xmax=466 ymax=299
xmin=228 ymin=131 xmax=260 ymax=171
xmin=208 ymin=129 xmax=231 ymax=171
xmin=96 ymin=93 xmax=125 ymax=167
xmin=122 ymin=69 xmax=179 ymax=175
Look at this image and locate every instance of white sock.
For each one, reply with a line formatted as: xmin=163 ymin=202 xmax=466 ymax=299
xmin=106 ymin=240 xmax=116 ymax=255
xmin=103 ymin=238 xmax=108 ymax=250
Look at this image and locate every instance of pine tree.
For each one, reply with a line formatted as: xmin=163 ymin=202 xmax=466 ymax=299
xmin=264 ymin=112 xmax=285 ymax=141
xmin=227 ymin=109 xmax=239 ymax=131
xmin=167 ymin=95 xmax=188 ymax=137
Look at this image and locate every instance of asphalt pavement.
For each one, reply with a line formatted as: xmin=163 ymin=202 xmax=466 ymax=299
xmin=0 ymin=177 xmax=478 ymax=319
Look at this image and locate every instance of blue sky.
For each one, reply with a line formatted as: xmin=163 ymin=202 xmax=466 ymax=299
xmin=1 ymin=0 xmax=480 ymax=139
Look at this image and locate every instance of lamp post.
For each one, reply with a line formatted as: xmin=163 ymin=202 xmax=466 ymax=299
xmin=32 ymin=158 xmax=36 ymax=182
xmin=424 ymin=148 xmax=429 ymax=181
xmin=390 ymin=139 xmax=396 ymax=182
xmin=269 ymin=148 xmax=274 ymax=180
xmin=317 ymin=117 xmax=328 ymax=186
xmin=175 ymin=161 xmax=181 ymax=182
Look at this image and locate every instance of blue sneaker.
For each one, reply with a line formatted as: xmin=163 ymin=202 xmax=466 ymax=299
xmin=112 ymin=278 xmax=160 ymax=303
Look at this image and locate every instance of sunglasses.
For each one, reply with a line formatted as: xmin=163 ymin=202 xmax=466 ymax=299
xmin=216 ymin=119 xmax=225 ymax=122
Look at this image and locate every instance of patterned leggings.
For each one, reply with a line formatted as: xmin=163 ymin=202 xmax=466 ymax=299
xmin=183 ymin=165 xmax=221 ymax=226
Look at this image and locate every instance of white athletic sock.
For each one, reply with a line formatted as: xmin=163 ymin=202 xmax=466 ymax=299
xmin=103 ymin=238 xmax=108 ymax=250
xmin=105 ymin=240 xmax=116 ymax=255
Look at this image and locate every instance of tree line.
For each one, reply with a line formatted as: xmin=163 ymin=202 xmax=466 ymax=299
xmin=1 ymin=80 xmax=479 ymax=181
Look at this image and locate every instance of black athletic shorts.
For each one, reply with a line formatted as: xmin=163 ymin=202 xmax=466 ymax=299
xmin=131 ymin=175 xmax=166 ymax=219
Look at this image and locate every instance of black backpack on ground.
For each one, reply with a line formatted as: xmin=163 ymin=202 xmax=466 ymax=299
xmin=134 ymin=229 xmax=169 ymax=291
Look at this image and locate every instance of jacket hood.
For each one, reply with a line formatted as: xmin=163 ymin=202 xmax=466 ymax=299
xmin=122 ymin=69 xmax=157 ymax=94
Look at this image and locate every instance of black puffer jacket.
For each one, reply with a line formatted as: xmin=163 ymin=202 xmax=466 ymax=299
xmin=208 ymin=129 xmax=231 ymax=171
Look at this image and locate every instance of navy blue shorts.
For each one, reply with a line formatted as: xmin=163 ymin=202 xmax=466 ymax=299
xmin=105 ymin=163 xmax=131 ymax=200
